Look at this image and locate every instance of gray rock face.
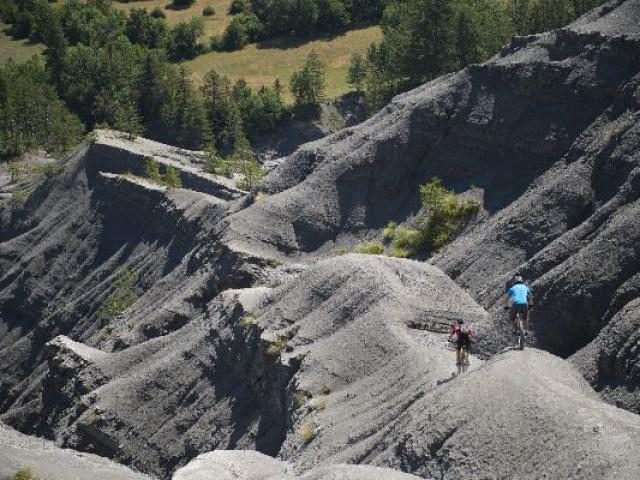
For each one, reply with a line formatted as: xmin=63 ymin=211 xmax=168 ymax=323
xmin=0 ymin=421 xmax=150 ymax=480
xmin=2 ymin=2 xmax=640 ymax=480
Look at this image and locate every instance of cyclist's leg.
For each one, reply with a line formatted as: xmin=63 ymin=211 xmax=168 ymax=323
xmin=456 ymin=345 xmax=462 ymax=365
xmin=523 ymin=306 xmax=530 ymax=331
xmin=509 ymin=306 xmax=518 ymax=332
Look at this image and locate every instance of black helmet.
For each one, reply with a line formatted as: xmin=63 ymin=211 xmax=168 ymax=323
xmin=457 ymin=318 xmax=464 ymax=324
xmin=513 ymin=275 xmax=524 ymax=284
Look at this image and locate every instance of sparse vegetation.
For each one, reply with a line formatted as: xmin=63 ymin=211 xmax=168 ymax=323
xmin=354 ymin=241 xmax=384 ymax=255
xmin=11 ymin=189 xmax=27 ymax=205
xmin=143 ymin=157 xmax=182 ymax=189
xmin=320 ymin=382 xmax=332 ymax=395
xmin=85 ymin=408 xmax=101 ymax=425
xmin=202 ymin=6 xmax=215 ymax=17
xmin=334 ymin=245 xmax=347 ymax=256
xmin=266 ymin=335 xmax=289 ymax=358
xmin=239 ymin=313 xmax=257 ymax=327
xmin=313 ymin=397 xmax=327 ymax=411
xmin=383 ymin=221 xmax=397 ymax=241
xmin=97 ymin=267 xmax=138 ymax=320
xmin=144 ymin=156 xmax=163 ymax=184
xmin=298 ymin=422 xmax=317 ymax=442
xmin=33 ymin=161 xmax=65 ymax=179
xmin=390 ymin=226 xmax=422 ymax=258
xmin=385 ymin=178 xmax=480 ymax=257
xmin=254 ymin=192 xmax=269 ymax=203
xmin=418 ymin=178 xmax=479 ymax=251
xmin=294 ymin=390 xmax=310 ymax=408
xmin=12 ymin=467 xmax=40 ymax=480
xmin=163 ymin=166 xmax=183 ymax=189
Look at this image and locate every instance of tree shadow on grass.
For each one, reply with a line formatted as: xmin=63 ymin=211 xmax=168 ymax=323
xmin=164 ymin=2 xmax=194 ymax=11
xmin=256 ymin=31 xmax=347 ymax=50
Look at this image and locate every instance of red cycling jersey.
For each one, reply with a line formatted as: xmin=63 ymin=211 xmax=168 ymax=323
xmin=450 ymin=323 xmax=474 ymax=338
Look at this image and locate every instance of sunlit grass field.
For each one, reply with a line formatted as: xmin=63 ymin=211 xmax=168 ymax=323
xmin=0 ymin=1 xmax=382 ymax=102
xmin=184 ymin=26 xmax=382 ymax=102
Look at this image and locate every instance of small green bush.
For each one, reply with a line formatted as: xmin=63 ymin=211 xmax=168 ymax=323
xmin=254 ymin=192 xmax=269 ymax=203
xmin=11 ymin=189 xmax=28 ymax=205
xmin=202 ymin=5 xmax=215 ymax=16
xmin=239 ymin=313 xmax=256 ymax=327
xmin=390 ymin=226 xmax=422 ymax=258
xmin=418 ymin=178 xmax=479 ymax=251
xmin=383 ymin=221 xmax=397 ymax=241
xmin=334 ymin=245 xmax=346 ymax=256
xmin=298 ymin=423 xmax=316 ymax=442
xmin=8 ymin=161 xmax=22 ymax=182
xmin=144 ymin=156 xmax=162 ymax=184
xmin=320 ymin=382 xmax=332 ymax=395
xmin=354 ymin=241 xmax=384 ymax=255
xmin=34 ymin=162 xmax=64 ymax=179
xmin=266 ymin=335 xmax=288 ymax=358
xmin=13 ymin=467 xmax=39 ymax=480
xmin=384 ymin=178 xmax=480 ymax=257
xmin=97 ymin=267 xmax=138 ymax=320
xmin=313 ymin=397 xmax=327 ymax=411
xmin=163 ymin=166 xmax=182 ymax=189
xmin=294 ymin=390 xmax=310 ymax=408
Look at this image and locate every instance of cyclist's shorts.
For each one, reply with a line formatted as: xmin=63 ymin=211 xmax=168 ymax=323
xmin=510 ymin=303 xmax=528 ymax=322
xmin=456 ymin=334 xmax=471 ymax=348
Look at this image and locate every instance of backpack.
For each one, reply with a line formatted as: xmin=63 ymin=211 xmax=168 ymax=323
xmin=457 ymin=323 xmax=470 ymax=338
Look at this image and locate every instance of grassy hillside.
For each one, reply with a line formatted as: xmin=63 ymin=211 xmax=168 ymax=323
xmin=185 ymin=26 xmax=382 ymax=102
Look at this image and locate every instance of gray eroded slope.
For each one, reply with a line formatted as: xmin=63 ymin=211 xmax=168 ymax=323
xmin=0 ymin=421 xmax=150 ymax=480
xmin=1 ymin=1 xmax=640 ymax=479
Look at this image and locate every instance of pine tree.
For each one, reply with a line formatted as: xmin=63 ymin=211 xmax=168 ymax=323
xmin=290 ymin=50 xmax=326 ymax=110
xmin=144 ymin=156 xmax=162 ymax=183
xmin=347 ymin=52 xmax=367 ymax=93
xmin=163 ymin=165 xmax=182 ymax=189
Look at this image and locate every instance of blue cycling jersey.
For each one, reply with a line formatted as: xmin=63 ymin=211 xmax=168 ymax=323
xmin=507 ymin=283 xmax=531 ymax=305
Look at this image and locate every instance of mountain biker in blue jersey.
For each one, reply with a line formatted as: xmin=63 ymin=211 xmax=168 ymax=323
xmin=504 ymin=275 xmax=533 ymax=334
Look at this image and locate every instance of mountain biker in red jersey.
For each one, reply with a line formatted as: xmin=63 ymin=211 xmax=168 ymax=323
xmin=449 ymin=319 xmax=474 ymax=366
xmin=504 ymin=275 xmax=533 ymax=334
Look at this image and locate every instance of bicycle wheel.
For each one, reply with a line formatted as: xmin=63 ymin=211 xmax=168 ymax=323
xmin=462 ymin=347 xmax=469 ymax=373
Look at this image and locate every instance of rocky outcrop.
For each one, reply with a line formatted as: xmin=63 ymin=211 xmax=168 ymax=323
xmin=88 ymin=130 xmax=245 ymax=200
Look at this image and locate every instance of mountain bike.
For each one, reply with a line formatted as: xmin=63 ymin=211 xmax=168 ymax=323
xmin=446 ymin=338 xmax=470 ymax=374
xmin=457 ymin=344 xmax=470 ymax=374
